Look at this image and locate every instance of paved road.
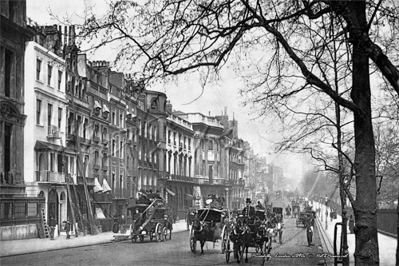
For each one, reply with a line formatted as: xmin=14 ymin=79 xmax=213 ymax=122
xmin=1 ymin=216 xmax=331 ymax=266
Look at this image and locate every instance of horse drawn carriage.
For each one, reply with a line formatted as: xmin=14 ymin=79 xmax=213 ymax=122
xmin=128 ymin=199 xmax=173 ymax=243
xmin=292 ymin=204 xmax=300 ymax=218
xmin=296 ymin=211 xmax=315 ymax=227
xmin=189 ymin=207 xmax=230 ymax=254
xmin=224 ymin=210 xmax=274 ymax=265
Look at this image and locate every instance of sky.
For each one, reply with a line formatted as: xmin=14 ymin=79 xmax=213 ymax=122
xmin=26 ymin=0 xmax=305 ymax=184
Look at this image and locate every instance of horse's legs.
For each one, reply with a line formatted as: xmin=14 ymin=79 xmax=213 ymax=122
xmin=245 ymin=246 xmax=249 ymax=263
xmin=201 ymin=241 xmax=204 ymax=254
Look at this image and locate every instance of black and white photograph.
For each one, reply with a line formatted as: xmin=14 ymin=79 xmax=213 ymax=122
xmin=0 ymin=0 xmax=398 ymax=265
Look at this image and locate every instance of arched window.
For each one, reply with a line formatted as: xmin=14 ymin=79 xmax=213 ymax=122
xmin=94 ymin=151 xmax=99 ymax=165
xmin=151 ymin=98 xmax=158 ymax=110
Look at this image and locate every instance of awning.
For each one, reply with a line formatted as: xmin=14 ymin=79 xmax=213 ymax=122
xmin=34 ymin=140 xmax=63 ymax=152
xmin=95 ymin=207 xmax=106 ymax=219
xmin=166 ymin=188 xmax=176 ymax=196
xmin=102 ymin=179 xmax=112 ymax=193
xmin=94 ymin=100 xmax=102 ymax=110
xmin=103 ymin=104 xmax=110 ymax=113
xmin=93 ymin=177 xmax=103 ymax=193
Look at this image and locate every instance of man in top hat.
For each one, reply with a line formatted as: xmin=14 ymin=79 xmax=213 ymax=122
xmin=242 ymin=198 xmax=256 ymax=221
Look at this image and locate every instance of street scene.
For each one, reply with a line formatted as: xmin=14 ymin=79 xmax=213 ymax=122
xmin=1 ymin=1 xmax=398 ymax=266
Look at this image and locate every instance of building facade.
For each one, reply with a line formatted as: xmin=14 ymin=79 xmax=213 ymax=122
xmin=0 ymin=0 xmax=38 ymax=240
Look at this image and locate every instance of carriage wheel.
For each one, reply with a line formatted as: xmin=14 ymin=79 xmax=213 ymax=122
xmin=167 ymin=227 xmax=172 ymax=240
xmin=221 ymin=225 xmax=228 ymax=254
xmin=161 ymin=227 xmax=166 ymax=242
xmin=132 ymin=236 xmax=137 ymax=243
xmin=155 ymin=223 xmax=162 ymax=242
xmin=225 ymin=241 xmax=231 ymax=263
xmin=150 ymin=233 xmax=154 ymax=242
xmin=189 ymin=228 xmax=196 ymax=253
xmin=139 ymin=235 xmax=144 ymax=242
xmin=162 ymin=227 xmax=168 ymax=241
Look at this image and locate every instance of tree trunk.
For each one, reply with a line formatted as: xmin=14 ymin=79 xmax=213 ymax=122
xmin=350 ymin=2 xmax=379 ymax=265
xmin=396 ymin=190 xmax=399 ymax=266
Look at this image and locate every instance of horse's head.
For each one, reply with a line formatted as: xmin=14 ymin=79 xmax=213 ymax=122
xmin=192 ymin=218 xmax=204 ymax=232
xmin=257 ymin=222 xmax=268 ymax=237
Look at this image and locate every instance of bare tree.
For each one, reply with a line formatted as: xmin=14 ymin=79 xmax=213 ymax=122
xmin=75 ymin=0 xmax=399 ymax=264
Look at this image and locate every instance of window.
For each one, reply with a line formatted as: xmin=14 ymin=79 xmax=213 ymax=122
xmin=138 ymin=119 xmax=142 ymax=136
xmin=102 ymin=127 xmax=107 ymax=142
xmin=14 ymin=202 xmax=25 ymax=218
xmin=67 ymin=112 xmax=74 ymax=134
xmin=57 ymin=71 xmax=62 ymax=90
xmin=1 ymin=202 xmax=13 ymax=219
xmin=168 ymin=130 xmax=171 ymax=144
xmin=27 ymin=203 xmax=37 ymax=217
xmin=4 ymin=49 xmax=12 ymax=97
xmin=36 ymin=59 xmax=42 ymax=81
xmin=93 ymin=124 xmax=99 ymax=138
xmin=94 ymin=151 xmax=99 ymax=165
xmin=112 ymin=110 xmax=116 ymax=125
xmin=47 ymin=64 xmax=53 ymax=86
xmin=188 ymin=139 xmax=191 ymax=151
xmin=83 ymin=118 xmax=88 ymax=139
xmin=173 ymin=132 xmax=176 ymax=145
xmin=50 ymin=153 xmax=55 ymax=171
xmin=120 ymin=140 xmax=124 ymax=159
xmin=102 ymin=153 xmax=107 ymax=168
xmin=149 ymin=125 xmax=152 ymax=140
xmin=56 ymin=108 xmax=62 ymax=130
xmin=47 ymin=104 xmax=52 ymax=134
xmin=119 ymin=113 xmax=123 ymax=128
xmin=112 ymin=139 xmax=116 ymax=156
xmin=36 ymin=99 xmax=42 ymax=125
xmin=208 ymin=140 xmax=213 ymax=150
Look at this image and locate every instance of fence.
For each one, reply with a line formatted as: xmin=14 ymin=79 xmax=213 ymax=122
xmin=377 ymin=209 xmax=397 ymax=237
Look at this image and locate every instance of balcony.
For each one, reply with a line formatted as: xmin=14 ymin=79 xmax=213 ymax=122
xmin=66 ymin=133 xmax=77 ymax=142
xmin=169 ymin=174 xmax=194 ymax=183
xmin=93 ymin=193 xmax=112 ymax=203
xmin=102 ymin=165 xmax=109 ymax=171
xmin=36 ymin=170 xmax=65 ymax=183
xmin=113 ymin=188 xmax=132 ymax=199
xmin=77 ymin=176 xmax=95 ymax=186
xmin=93 ymin=164 xmax=101 ymax=170
xmin=211 ymin=178 xmax=226 ymax=185
xmin=47 ymin=125 xmax=60 ymax=139
xmin=93 ymin=136 xmax=100 ymax=143
xmin=0 ymin=172 xmax=23 ymax=186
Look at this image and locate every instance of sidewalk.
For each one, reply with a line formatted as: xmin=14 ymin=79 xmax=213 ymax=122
xmin=0 ymin=219 xmax=188 ymax=258
xmin=311 ymin=201 xmax=397 ymax=266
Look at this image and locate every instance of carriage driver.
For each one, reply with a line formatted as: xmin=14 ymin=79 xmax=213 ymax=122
xmin=242 ymin=198 xmax=256 ymax=223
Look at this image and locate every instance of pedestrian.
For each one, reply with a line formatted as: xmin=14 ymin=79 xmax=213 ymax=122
xmin=64 ymin=220 xmax=71 ymax=239
xmin=306 ymin=219 xmax=313 ymax=247
xmin=349 ymin=215 xmax=355 ymax=234
xmin=49 ymin=215 xmax=56 ymax=240
xmin=277 ymin=221 xmax=283 ymax=244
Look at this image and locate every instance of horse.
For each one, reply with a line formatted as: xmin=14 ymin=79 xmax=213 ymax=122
xmin=230 ymin=216 xmax=252 ymax=263
xmin=256 ymin=221 xmax=273 ymax=260
xmin=191 ymin=217 xmax=210 ymax=254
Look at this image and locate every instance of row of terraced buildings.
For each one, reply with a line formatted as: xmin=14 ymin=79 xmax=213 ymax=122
xmin=0 ymin=0 xmax=265 ymax=240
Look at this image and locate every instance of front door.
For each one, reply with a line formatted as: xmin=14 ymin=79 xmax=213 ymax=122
xmin=48 ymin=189 xmax=58 ymax=225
